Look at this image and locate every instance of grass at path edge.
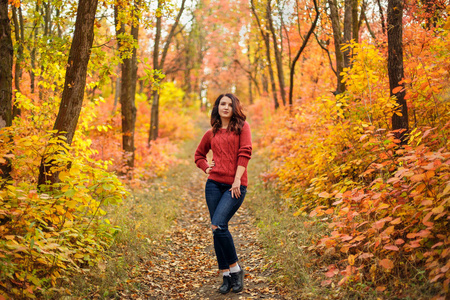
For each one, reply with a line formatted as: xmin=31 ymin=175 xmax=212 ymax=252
xmin=62 ymin=139 xmax=199 ymax=299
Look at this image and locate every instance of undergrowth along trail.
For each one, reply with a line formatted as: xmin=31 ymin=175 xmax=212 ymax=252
xmin=112 ymin=138 xmax=289 ymax=299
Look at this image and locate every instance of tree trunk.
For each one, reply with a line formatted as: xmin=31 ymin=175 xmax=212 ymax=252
xmin=12 ymin=6 xmax=24 ymax=117
xmin=116 ymin=0 xmax=139 ymax=171
xmin=352 ymin=0 xmax=359 ymax=42
xmin=261 ymin=69 xmax=269 ymax=94
xmin=247 ymin=42 xmax=253 ymax=105
xmin=343 ymin=0 xmax=353 ymax=69
xmin=267 ymin=0 xmax=286 ymax=106
xmin=149 ymin=90 xmax=159 ymax=142
xmin=149 ymin=0 xmax=186 ymax=142
xmin=149 ymin=0 xmax=162 ymax=143
xmin=327 ymin=0 xmax=345 ymax=94
xmin=112 ymin=62 xmax=121 ymax=114
xmin=0 ymin=0 xmax=13 ymax=181
xmin=377 ymin=0 xmax=386 ymax=35
xmin=250 ymin=0 xmax=279 ymax=109
xmin=38 ymin=0 xmax=98 ymax=186
xmin=387 ymin=0 xmax=408 ymax=137
xmin=30 ymin=2 xmax=39 ymax=93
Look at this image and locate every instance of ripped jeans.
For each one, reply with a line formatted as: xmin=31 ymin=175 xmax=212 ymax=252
xmin=205 ymin=179 xmax=247 ymax=270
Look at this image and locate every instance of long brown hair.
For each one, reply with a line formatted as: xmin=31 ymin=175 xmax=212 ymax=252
xmin=210 ymin=93 xmax=246 ymax=135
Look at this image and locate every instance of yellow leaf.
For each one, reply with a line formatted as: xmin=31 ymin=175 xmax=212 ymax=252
xmin=66 ymin=200 xmax=77 ymax=208
xmin=432 ymin=206 xmax=444 ymax=214
xmin=382 ymin=226 xmax=395 ymax=236
xmin=318 ymin=191 xmax=331 ymax=198
xmin=442 ymin=183 xmax=450 ymax=196
xmin=348 ymin=255 xmax=355 ymax=266
xmin=378 ymin=203 xmax=390 ymax=210
xmin=59 ymin=171 xmax=69 ymax=182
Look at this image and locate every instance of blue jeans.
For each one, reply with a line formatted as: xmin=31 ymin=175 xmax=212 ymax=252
xmin=205 ymin=179 xmax=247 ymax=270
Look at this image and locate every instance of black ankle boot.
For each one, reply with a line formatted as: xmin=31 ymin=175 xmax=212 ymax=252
xmin=230 ymin=269 xmax=244 ymax=293
xmin=218 ymin=275 xmax=232 ymax=294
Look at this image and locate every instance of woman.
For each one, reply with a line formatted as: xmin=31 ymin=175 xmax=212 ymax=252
xmin=194 ymin=93 xmax=252 ymax=294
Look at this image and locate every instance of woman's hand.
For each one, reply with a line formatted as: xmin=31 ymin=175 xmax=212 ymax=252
xmin=230 ymin=177 xmax=241 ymax=198
xmin=206 ymin=160 xmax=215 ymax=174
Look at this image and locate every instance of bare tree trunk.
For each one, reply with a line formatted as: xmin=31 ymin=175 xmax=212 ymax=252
xmin=149 ymin=0 xmax=162 ymax=143
xmin=289 ymin=0 xmax=319 ymax=106
xmin=38 ymin=0 xmax=99 ymax=186
xmin=352 ymin=0 xmax=359 ymax=42
xmin=267 ymin=0 xmax=286 ymax=106
xmin=12 ymin=6 xmax=24 ymax=117
xmin=247 ymin=42 xmax=254 ymax=104
xmin=56 ymin=8 xmax=62 ymax=38
xmin=30 ymin=2 xmax=39 ymax=93
xmin=251 ymin=0 xmax=279 ymax=109
xmin=149 ymin=0 xmax=186 ymax=142
xmin=43 ymin=1 xmax=52 ymax=37
xmin=0 ymin=0 xmax=13 ymax=181
xmin=327 ymin=0 xmax=345 ymax=94
xmin=261 ymin=69 xmax=269 ymax=94
xmin=377 ymin=0 xmax=386 ymax=35
xmin=149 ymin=90 xmax=159 ymax=141
xmin=343 ymin=0 xmax=353 ymax=69
xmin=112 ymin=62 xmax=121 ymax=114
xmin=116 ymin=0 xmax=139 ymax=171
xmin=388 ymin=0 xmax=408 ymax=138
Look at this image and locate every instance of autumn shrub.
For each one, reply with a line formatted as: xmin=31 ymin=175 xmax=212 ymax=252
xmin=0 ymin=95 xmax=128 ymax=299
xmin=259 ymin=21 xmax=450 ymax=298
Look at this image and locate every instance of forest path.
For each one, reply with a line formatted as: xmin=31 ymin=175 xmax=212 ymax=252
xmin=120 ymin=137 xmax=289 ymax=299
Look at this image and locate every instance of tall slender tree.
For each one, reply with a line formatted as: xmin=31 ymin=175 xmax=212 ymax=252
xmin=0 ymin=0 xmax=13 ymax=181
xmin=38 ymin=0 xmax=99 ymax=185
xmin=387 ymin=0 xmax=408 ymax=138
xmin=115 ymin=0 xmax=140 ymax=171
xmin=251 ymin=0 xmax=279 ymax=109
xmin=267 ymin=0 xmax=286 ymax=106
xmin=327 ymin=0 xmax=345 ymax=94
xmin=12 ymin=6 xmax=24 ymax=117
xmin=149 ymin=0 xmax=186 ymax=142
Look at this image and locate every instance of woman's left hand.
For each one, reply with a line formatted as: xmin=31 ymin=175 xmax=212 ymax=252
xmin=230 ymin=178 xmax=241 ymax=199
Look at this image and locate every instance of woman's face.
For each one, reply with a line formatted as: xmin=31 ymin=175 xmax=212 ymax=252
xmin=218 ymin=96 xmax=233 ymax=119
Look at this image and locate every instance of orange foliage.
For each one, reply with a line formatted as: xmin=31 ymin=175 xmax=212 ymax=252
xmin=258 ymin=19 xmax=450 ymax=297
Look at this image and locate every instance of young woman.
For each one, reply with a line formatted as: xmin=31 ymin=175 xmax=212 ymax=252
xmin=194 ymin=93 xmax=252 ymax=294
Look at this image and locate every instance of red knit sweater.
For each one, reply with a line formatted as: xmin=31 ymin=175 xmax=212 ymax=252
xmin=195 ymin=121 xmax=252 ymax=186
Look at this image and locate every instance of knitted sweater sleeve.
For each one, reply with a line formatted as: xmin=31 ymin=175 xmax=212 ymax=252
xmin=237 ymin=122 xmax=252 ymax=168
xmin=195 ymin=130 xmax=212 ymax=173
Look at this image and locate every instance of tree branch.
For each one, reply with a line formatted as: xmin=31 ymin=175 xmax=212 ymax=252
xmin=160 ymin=0 xmax=187 ymax=69
xmin=314 ymin=32 xmax=336 ymax=76
xmin=289 ymin=0 xmax=319 ymax=106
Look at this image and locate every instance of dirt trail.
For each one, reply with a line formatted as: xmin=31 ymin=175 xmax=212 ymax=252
xmin=122 ymin=143 xmax=289 ymax=299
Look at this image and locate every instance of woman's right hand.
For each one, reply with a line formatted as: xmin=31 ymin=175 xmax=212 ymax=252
xmin=206 ymin=160 xmax=215 ymax=174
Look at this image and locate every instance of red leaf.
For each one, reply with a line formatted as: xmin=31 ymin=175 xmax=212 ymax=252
xmin=321 ymin=280 xmax=332 ymax=286
xmin=394 ymin=239 xmax=405 ymax=245
xmin=384 ymin=244 xmax=399 ymax=251
xmin=379 ymin=258 xmax=394 ymax=270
